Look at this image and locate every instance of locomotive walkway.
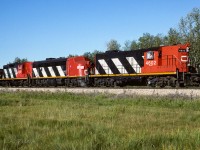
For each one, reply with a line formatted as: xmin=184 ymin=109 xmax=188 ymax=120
xmin=1 ymin=87 xmax=200 ymax=99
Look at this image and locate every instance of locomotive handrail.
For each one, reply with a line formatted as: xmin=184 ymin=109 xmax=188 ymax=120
xmin=162 ymin=55 xmax=182 ymax=66
xmin=172 ymin=55 xmax=182 ymax=65
xmin=161 ymin=55 xmax=176 ymax=66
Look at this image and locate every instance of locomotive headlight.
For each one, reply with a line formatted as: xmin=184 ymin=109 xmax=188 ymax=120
xmin=186 ymin=47 xmax=190 ymax=52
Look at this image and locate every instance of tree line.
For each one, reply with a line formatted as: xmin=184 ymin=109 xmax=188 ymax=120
xmin=13 ymin=8 xmax=200 ymax=65
xmin=85 ymin=8 xmax=200 ymax=65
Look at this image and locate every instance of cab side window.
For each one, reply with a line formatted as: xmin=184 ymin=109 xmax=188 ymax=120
xmin=147 ymin=51 xmax=154 ymax=60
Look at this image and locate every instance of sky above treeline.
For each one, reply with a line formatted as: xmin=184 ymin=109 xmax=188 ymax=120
xmin=0 ymin=0 xmax=199 ymax=67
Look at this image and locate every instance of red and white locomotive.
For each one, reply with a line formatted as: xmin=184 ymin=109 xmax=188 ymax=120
xmin=0 ymin=43 xmax=199 ymax=87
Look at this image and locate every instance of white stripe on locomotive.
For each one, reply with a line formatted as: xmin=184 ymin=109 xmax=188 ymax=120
xmin=111 ymin=58 xmax=128 ymax=74
xmin=126 ymin=57 xmax=141 ymax=73
xmin=40 ymin=67 xmax=47 ymax=77
xmin=48 ymin=66 xmax=56 ymax=77
xmin=33 ymin=68 xmax=40 ymax=77
xmin=95 ymin=68 xmax=99 ymax=74
xmin=56 ymin=66 xmax=65 ymax=76
xmin=9 ymin=68 xmax=14 ymax=78
xmin=98 ymin=59 xmax=113 ymax=74
xmin=4 ymin=69 xmax=9 ymax=78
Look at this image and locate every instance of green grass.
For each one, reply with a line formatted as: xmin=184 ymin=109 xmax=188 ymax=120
xmin=0 ymin=90 xmax=200 ymax=149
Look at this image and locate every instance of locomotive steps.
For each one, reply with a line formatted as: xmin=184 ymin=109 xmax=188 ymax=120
xmin=1 ymin=87 xmax=199 ymax=99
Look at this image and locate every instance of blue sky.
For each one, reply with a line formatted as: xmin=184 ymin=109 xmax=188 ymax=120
xmin=0 ymin=0 xmax=199 ymax=67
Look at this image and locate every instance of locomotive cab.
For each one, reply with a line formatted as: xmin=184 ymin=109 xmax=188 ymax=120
xmin=142 ymin=43 xmax=192 ymax=87
xmin=142 ymin=44 xmax=190 ymax=74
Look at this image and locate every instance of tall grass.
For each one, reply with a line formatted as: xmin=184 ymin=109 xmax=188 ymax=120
xmin=0 ymin=90 xmax=200 ymax=149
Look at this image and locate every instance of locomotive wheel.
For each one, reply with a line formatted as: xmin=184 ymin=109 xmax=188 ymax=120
xmin=178 ymin=82 xmax=185 ymax=87
xmin=2 ymin=81 xmax=9 ymax=87
xmin=113 ymin=81 xmax=117 ymax=87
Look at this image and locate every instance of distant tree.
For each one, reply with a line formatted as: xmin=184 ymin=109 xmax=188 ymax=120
xmin=67 ymin=54 xmax=78 ymax=58
xmin=153 ymin=34 xmax=164 ymax=47
xmin=83 ymin=52 xmax=92 ymax=59
xmin=123 ymin=40 xmax=131 ymax=51
xmin=13 ymin=57 xmax=28 ymax=63
xmin=123 ymin=34 xmax=163 ymax=51
xmin=179 ymin=8 xmax=200 ymax=65
xmin=167 ymin=28 xmax=181 ymax=45
xmin=136 ymin=33 xmax=165 ymax=49
xmin=162 ymin=35 xmax=169 ymax=46
xmin=84 ymin=50 xmax=103 ymax=62
xmin=93 ymin=50 xmax=103 ymax=56
xmin=107 ymin=39 xmax=121 ymax=51
xmin=138 ymin=33 xmax=154 ymax=49
xmin=130 ymin=40 xmax=139 ymax=50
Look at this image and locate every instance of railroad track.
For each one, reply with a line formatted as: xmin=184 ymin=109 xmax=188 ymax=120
xmin=1 ymin=87 xmax=200 ymax=98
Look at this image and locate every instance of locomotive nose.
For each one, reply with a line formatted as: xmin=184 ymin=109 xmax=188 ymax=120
xmin=181 ymin=56 xmax=188 ymax=62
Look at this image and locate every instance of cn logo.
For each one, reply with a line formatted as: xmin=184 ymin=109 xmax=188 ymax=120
xmin=77 ymin=65 xmax=84 ymax=76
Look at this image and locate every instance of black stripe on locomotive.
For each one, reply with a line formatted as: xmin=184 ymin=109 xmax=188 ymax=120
xmin=32 ymin=57 xmax=67 ymax=77
xmin=3 ymin=63 xmax=18 ymax=78
xmin=95 ymin=49 xmax=148 ymax=74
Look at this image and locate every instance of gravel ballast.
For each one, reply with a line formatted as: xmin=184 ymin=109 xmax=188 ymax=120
xmin=0 ymin=87 xmax=199 ymax=98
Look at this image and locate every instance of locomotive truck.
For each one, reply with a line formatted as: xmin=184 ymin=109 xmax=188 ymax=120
xmin=0 ymin=43 xmax=200 ymax=88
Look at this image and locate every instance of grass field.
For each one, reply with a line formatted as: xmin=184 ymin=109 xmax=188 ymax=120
xmin=0 ymin=90 xmax=200 ymax=150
